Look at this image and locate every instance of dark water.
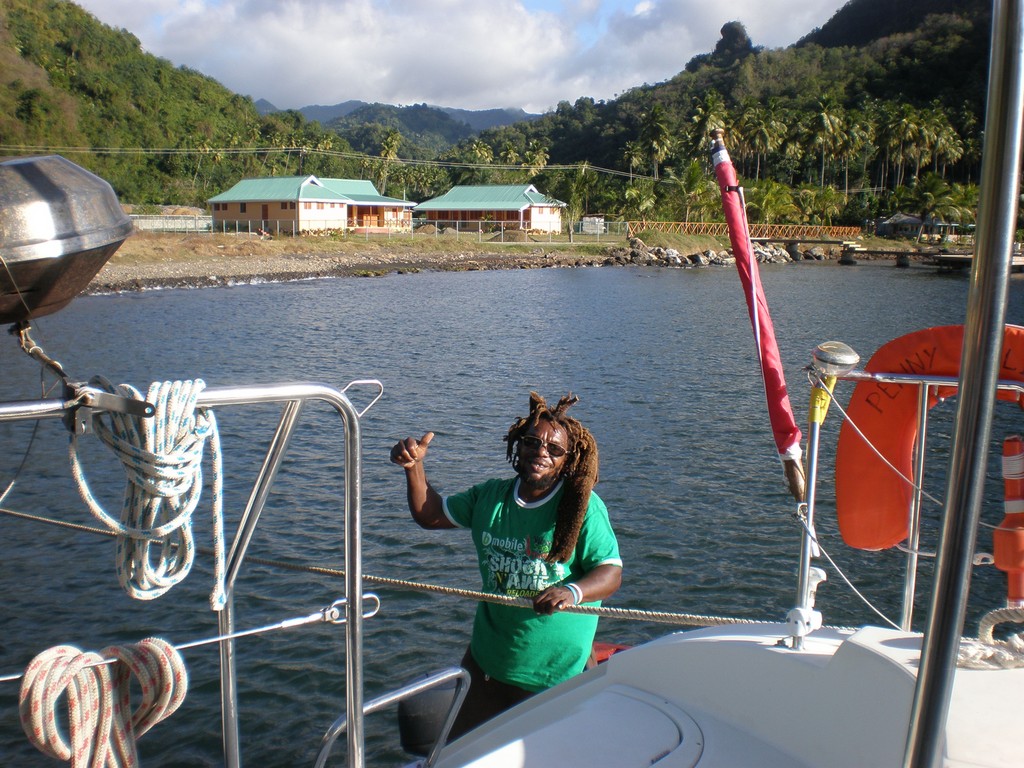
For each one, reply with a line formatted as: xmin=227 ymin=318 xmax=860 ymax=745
xmin=1 ymin=261 xmax=1022 ymax=766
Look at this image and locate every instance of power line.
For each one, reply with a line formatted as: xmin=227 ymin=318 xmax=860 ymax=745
xmin=0 ymin=144 xmax=643 ymax=180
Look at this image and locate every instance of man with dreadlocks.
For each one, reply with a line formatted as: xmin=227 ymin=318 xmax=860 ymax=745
xmin=390 ymin=391 xmax=622 ymax=738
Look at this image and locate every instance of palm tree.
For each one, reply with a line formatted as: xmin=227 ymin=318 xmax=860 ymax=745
xmin=747 ymin=179 xmax=798 ymax=225
xmin=735 ymin=98 xmax=785 ymax=181
xmin=524 ymin=140 xmax=549 ymax=177
xmin=565 ymin=163 xmax=596 ymax=241
xmin=835 ymin=110 xmax=874 ymax=195
xmin=500 ymin=142 xmax=520 ymax=166
xmin=624 ymin=179 xmax=657 ymax=221
xmin=815 ymin=185 xmax=846 ymax=226
xmin=805 ymin=97 xmax=845 ymax=188
xmin=639 ymin=104 xmax=673 ymax=180
xmin=623 ymin=140 xmax=646 ymax=182
xmin=794 ymin=185 xmax=819 ymax=224
xmin=927 ymin=106 xmax=965 ymax=178
xmin=378 ymin=128 xmax=402 ymax=195
xmin=689 ymin=91 xmax=728 ymax=158
xmin=663 ymin=160 xmax=713 ymax=223
xmin=878 ymin=102 xmax=921 ymax=189
xmin=910 ymin=172 xmax=968 ymax=243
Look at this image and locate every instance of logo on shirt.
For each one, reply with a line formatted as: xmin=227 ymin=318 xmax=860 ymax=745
xmin=484 ymin=534 xmax=566 ymax=597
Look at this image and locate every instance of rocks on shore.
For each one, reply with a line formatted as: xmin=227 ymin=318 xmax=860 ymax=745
xmin=603 ymin=238 xmax=831 ymax=268
xmin=87 ymin=236 xmax=839 ymax=295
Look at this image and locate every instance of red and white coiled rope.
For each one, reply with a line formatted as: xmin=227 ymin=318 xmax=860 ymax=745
xmin=19 ymin=638 xmax=187 ymax=766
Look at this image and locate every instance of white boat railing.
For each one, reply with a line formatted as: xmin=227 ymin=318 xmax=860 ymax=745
xmin=0 ymin=379 xmax=385 ymax=768
xmin=797 ymin=367 xmax=1024 ymax=640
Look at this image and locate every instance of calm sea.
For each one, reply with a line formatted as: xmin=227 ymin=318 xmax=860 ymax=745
xmin=1 ymin=260 xmax=1022 ymax=766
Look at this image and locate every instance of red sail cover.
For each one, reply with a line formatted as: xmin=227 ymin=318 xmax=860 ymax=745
xmin=712 ymin=138 xmax=803 ymax=461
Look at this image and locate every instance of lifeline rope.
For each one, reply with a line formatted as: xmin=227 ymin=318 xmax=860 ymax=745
xmin=69 ymin=378 xmax=227 ymax=610
xmin=8 ymin=500 xmax=1024 ymax=668
xmin=240 ymin=555 xmax=781 ymax=628
xmin=18 ymin=638 xmax=187 ymax=767
xmin=0 ymin=504 xmax=766 ymax=628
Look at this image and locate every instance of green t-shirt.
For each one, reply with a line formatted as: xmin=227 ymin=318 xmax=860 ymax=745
xmin=443 ymin=477 xmax=621 ymax=692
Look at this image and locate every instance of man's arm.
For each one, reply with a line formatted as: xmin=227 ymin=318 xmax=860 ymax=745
xmin=533 ymin=564 xmax=622 ymax=615
xmin=390 ymin=432 xmax=454 ymax=530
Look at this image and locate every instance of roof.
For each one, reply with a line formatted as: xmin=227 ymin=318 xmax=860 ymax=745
xmin=413 ymin=184 xmax=565 ymax=212
xmin=208 ymin=175 xmax=414 ymax=206
xmin=882 ymin=212 xmax=922 ymax=225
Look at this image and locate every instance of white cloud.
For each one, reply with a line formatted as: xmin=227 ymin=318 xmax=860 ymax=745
xmin=72 ymin=0 xmax=848 ymax=113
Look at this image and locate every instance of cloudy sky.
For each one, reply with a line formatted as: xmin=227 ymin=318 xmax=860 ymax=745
xmin=73 ymin=0 xmax=850 ymax=114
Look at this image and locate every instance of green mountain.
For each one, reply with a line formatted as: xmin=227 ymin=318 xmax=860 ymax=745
xmin=327 ymin=103 xmax=477 ymax=158
xmin=798 ymin=0 xmax=990 ymax=48
xmin=254 ymin=99 xmax=540 ymax=156
xmin=0 ymin=0 xmax=998 ymax=227
xmin=0 ymin=0 xmax=361 ymax=205
xmin=465 ymin=0 xmax=992 ymax=225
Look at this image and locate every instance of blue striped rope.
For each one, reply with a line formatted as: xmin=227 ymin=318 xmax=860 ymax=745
xmin=70 ymin=378 xmax=226 ymax=610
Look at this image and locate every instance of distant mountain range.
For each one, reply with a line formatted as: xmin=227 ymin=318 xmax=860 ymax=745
xmin=254 ymin=98 xmax=540 ymax=133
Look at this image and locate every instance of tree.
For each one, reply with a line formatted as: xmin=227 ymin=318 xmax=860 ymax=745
xmin=639 ymin=104 xmax=673 ymax=180
xmin=623 ymin=140 xmax=646 ymax=182
xmin=805 ymin=97 xmax=845 ymax=188
xmin=747 ymin=179 xmax=798 ymax=225
xmin=878 ymin=102 xmax=921 ymax=189
xmin=524 ymin=140 xmax=549 ymax=177
xmin=910 ymin=173 xmax=968 ymax=242
xmin=688 ymin=91 xmax=728 ymax=160
xmin=564 ymin=163 xmax=595 ymax=241
xmin=624 ymin=179 xmax=657 ymax=221
xmin=735 ymin=99 xmax=785 ymax=181
xmin=663 ymin=160 xmax=714 ymax=223
xmin=378 ymin=128 xmax=402 ymax=194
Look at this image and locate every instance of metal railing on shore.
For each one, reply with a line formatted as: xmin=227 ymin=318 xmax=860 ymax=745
xmin=130 ymin=216 xmax=633 ymax=245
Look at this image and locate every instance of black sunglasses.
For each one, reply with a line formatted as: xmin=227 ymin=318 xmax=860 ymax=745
xmin=520 ymin=434 xmax=570 ymax=458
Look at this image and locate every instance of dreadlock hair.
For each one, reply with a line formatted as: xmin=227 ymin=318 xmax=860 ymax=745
xmin=504 ymin=391 xmax=599 ymax=563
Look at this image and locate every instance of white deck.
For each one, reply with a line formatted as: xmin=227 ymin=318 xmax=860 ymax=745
xmin=427 ymin=623 xmax=1024 ymax=768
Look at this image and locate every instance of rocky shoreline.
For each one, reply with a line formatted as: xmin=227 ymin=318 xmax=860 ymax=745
xmin=85 ymin=235 xmax=845 ymax=294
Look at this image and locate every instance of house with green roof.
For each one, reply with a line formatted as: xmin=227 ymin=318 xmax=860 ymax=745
xmin=208 ymin=175 xmax=415 ymax=234
xmin=413 ymin=184 xmax=565 ymax=233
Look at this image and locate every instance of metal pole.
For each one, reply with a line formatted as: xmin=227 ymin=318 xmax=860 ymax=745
xmin=900 ymin=384 xmax=931 ymax=631
xmin=219 ymin=399 xmax=304 ymax=768
xmin=904 ymin=1 xmax=1024 ymax=764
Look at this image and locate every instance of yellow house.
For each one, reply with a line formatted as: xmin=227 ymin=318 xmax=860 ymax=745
xmin=208 ymin=175 xmax=415 ymax=234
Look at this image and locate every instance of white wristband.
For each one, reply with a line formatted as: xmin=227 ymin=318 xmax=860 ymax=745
xmin=565 ymin=582 xmax=583 ymax=605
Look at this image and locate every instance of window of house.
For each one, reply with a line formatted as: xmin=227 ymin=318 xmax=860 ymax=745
xmin=281 ymin=202 xmax=288 ymax=210
xmin=240 ymin=203 xmax=247 ymax=213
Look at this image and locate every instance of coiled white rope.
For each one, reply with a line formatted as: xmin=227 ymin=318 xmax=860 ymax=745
xmin=18 ymin=638 xmax=187 ymax=767
xmin=959 ymin=607 xmax=1024 ymax=669
xmin=69 ymin=378 xmax=226 ymax=610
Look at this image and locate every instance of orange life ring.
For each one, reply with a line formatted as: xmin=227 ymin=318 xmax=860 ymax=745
xmin=835 ymin=324 xmax=1024 ymax=550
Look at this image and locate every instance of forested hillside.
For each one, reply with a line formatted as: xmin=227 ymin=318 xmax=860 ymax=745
xmin=0 ymin=0 xmax=1000 ymax=234
xmin=328 ymin=103 xmax=477 ymax=159
xmin=470 ymin=2 xmax=992 ymax=228
xmin=0 ymin=0 xmax=360 ymax=203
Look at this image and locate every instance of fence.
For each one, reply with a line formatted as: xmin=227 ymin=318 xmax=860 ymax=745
xmin=627 ymin=220 xmax=863 ymax=241
xmin=129 ymin=216 xmax=632 ymax=244
xmin=130 ymin=214 xmax=213 ymax=233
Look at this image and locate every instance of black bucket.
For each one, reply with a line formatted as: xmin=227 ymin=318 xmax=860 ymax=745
xmin=397 ymin=678 xmax=459 ymax=756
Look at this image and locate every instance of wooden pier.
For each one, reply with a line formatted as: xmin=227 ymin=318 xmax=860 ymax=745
xmin=925 ymin=251 xmax=1024 ymax=272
